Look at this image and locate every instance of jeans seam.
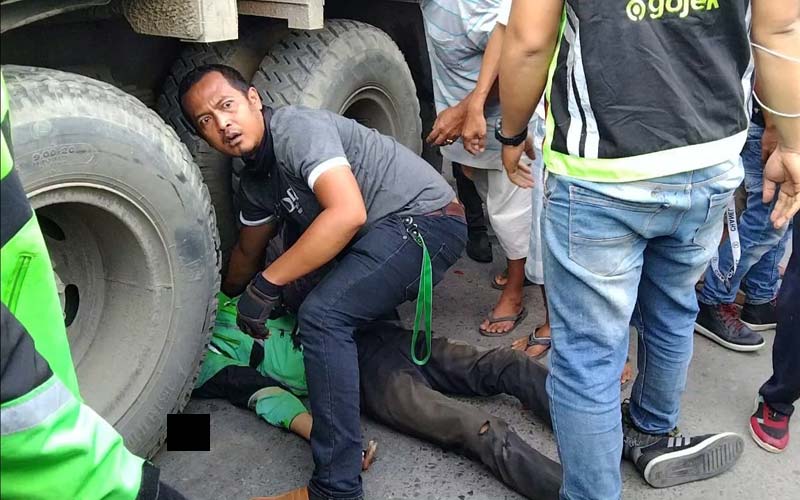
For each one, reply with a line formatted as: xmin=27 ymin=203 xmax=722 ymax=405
xmin=547 ymin=360 xmax=567 ymax=500
xmin=632 ymin=303 xmax=648 ymax=430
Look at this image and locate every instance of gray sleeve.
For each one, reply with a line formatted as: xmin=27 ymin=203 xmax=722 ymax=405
xmin=278 ymin=111 xmax=350 ymax=190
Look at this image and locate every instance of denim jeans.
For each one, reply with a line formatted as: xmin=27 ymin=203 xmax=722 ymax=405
xmin=542 ymin=161 xmax=743 ymax=500
xmin=699 ymin=123 xmax=791 ymax=305
xmin=297 ymin=212 xmax=466 ymax=500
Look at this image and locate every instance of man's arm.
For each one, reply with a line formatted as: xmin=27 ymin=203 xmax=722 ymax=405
xmin=222 ymin=224 xmax=276 ymax=296
xmin=264 ymin=165 xmax=366 ymax=285
xmin=751 ymin=0 xmax=800 ymax=227
xmin=463 ymin=24 xmax=505 ymax=155
xmin=498 ymin=0 xmax=563 ymax=184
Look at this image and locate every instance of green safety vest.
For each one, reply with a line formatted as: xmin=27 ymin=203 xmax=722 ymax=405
xmin=1 ymin=72 xmax=145 ymax=499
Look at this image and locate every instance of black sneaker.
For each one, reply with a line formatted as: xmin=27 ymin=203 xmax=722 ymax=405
xmin=740 ymin=300 xmax=778 ymax=332
xmin=622 ymin=402 xmax=744 ymax=488
xmin=466 ymin=230 xmax=492 ymax=263
xmin=694 ymin=302 xmax=765 ymax=352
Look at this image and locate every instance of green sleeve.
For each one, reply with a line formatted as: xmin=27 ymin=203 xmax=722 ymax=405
xmin=252 ymin=387 xmax=308 ymax=430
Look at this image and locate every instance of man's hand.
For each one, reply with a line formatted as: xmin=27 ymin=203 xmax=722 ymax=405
xmin=761 ymin=124 xmax=779 ymax=166
xmin=236 ymin=272 xmax=282 ymax=339
xmin=462 ymin=104 xmax=487 ymax=155
xmin=427 ymin=103 xmax=468 ymax=146
xmin=502 ymin=138 xmax=535 ymax=189
xmin=763 ymin=144 xmax=800 ymax=228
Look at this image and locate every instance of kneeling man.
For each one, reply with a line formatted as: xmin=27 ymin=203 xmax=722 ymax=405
xmin=180 ymin=64 xmax=466 ymax=500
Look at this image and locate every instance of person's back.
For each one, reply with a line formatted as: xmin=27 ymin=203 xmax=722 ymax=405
xmin=544 ymin=0 xmax=752 ymax=179
xmin=496 ymin=1 xmax=800 ymax=498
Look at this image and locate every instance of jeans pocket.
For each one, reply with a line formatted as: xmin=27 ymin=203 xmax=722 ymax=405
xmin=692 ymin=191 xmax=734 ymax=251
xmin=567 ymin=186 xmax=644 ymax=277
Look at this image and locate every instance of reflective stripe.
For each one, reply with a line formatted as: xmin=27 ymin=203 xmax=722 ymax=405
xmin=1 ymin=376 xmax=72 ymax=435
xmin=545 ymin=130 xmax=747 ymax=183
xmin=563 ymin=18 xmax=582 ymax=157
xmin=567 ymin=4 xmax=599 ymax=159
xmin=741 ymin=5 xmax=754 ymax=118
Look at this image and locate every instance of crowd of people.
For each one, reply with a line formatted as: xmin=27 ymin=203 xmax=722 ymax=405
xmin=1 ymin=0 xmax=797 ymax=500
xmin=172 ymin=1 xmax=800 ymax=499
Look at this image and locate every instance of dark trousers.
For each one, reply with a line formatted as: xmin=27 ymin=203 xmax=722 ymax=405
xmin=759 ymin=212 xmax=800 ymax=417
xmin=298 ymin=213 xmax=467 ymax=500
xmin=453 ymin=162 xmax=487 ymax=236
xmin=357 ymin=322 xmax=562 ymax=500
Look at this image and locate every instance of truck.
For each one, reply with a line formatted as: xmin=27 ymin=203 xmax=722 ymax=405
xmin=0 ymin=0 xmax=438 ymax=459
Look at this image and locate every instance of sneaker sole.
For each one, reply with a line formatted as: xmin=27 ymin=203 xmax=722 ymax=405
xmin=643 ymin=432 xmax=744 ymax=488
xmin=740 ymin=320 xmax=777 ymax=332
xmin=694 ymin=323 xmax=765 ymax=352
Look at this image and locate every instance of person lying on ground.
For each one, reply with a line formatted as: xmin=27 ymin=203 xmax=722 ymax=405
xmin=193 ymin=293 xmax=562 ymax=500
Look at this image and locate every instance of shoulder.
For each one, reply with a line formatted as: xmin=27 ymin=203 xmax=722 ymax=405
xmin=272 ymin=106 xmax=338 ymax=131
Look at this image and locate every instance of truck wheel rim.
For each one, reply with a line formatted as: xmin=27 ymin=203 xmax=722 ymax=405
xmin=28 ymin=182 xmax=174 ymax=425
xmin=340 ymin=85 xmax=398 ymax=138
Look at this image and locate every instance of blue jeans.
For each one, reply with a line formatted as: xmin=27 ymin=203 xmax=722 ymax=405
xmin=699 ymin=123 xmax=791 ymax=305
xmin=542 ymin=161 xmax=743 ymax=500
xmin=298 ymin=212 xmax=466 ymax=500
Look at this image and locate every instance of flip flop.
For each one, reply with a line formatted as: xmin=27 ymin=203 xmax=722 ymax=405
xmin=479 ymin=306 xmax=528 ymax=337
xmin=491 ymin=270 xmax=536 ymax=290
xmin=523 ymin=328 xmax=551 ymax=359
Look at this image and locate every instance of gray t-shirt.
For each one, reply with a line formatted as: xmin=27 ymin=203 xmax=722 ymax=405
xmin=238 ymin=106 xmax=454 ymax=231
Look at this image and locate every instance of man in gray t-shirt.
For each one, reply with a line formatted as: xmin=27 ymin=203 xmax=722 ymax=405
xmin=238 ymin=105 xmax=454 ymax=232
xmin=179 ymin=64 xmax=466 ymax=500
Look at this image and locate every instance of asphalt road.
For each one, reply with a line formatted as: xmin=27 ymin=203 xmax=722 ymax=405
xmin=155 ymin=248 xmax=799 ymax=500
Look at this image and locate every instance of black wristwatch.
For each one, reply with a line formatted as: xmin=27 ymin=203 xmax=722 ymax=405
xmin=494 ymin=118 xmax=527 ymax=146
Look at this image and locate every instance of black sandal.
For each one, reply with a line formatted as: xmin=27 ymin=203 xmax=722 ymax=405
xmin=524 ymin=328 xmax=551 ymax=360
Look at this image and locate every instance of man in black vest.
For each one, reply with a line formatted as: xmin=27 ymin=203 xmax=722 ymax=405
xmin=497 ymin=1 xmax=800 ymax=498
xmin=180 ymin=64 xmax=467 ymax=500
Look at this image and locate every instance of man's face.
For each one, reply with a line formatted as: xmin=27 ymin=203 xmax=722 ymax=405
xmin=182 ymin=71 xmax=265 ymax=157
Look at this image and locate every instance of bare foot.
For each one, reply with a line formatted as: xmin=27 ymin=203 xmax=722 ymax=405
xmin=362 ymin=440 xmax=378 ymax=471
xmin=494 ymin=269 xmax=510 ymax=288
xmin=512 ymin=323 xmax=552 ymax=358
xmin=620 ymin=361 xmax=634 ymax=386
xmin=479 ymin=292 xmax=524 ymax=335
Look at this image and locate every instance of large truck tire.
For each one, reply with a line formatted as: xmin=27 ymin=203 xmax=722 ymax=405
xmin=157 ymin=30 xmax=281 ymax=268
xmin=252 ymin=19 xmax=422 ymax=155
xmin=3 ymin=65 xmax=220 ymax=458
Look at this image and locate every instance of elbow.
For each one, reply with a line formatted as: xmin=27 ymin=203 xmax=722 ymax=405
xmin=752 ymin=16 xmax=799 ymax=41
xmin=508 ymin=31 xmax=550 ymax=57
xmin=335 ymin=206 xmax=367 ymax=233
xmin=350 ymin=207 xmax=368 ymax=230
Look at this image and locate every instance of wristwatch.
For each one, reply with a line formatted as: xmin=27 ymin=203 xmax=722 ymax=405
xmin=494 ymin=118 xmax=527 ymax=146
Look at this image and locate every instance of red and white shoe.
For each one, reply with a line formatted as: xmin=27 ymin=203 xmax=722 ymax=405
xmin=749 ymin=395 xmax=790 ymax=453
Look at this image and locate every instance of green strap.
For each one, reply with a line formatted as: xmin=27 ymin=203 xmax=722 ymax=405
xmin=410 ymin=232 xmax=433 ymax=365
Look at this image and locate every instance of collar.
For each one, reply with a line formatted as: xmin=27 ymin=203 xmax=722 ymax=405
xmin=243 ymin=106 xmax=276 ymax=173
